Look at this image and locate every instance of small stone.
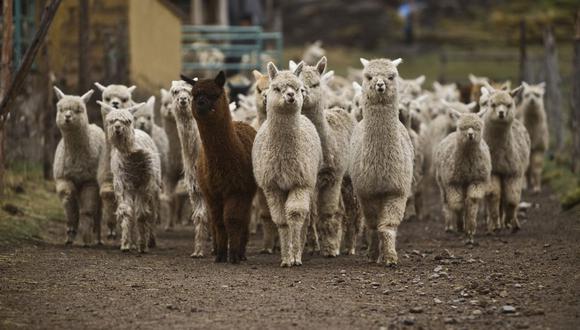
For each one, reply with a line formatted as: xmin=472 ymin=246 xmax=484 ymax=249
xmin=434 ymin=298 xmax=442 ymax=304
xmin=371 ymin=282 xmax=380 ymax=287
xmin=501 ymin=305 xmax=516 ymax=314
xmin=543 ymin=243 xmax=551 ymax=248
xmin=410 ymin=307 xmax=423 ymax=313
xmin=444 ymin=317 xmax=458 ymax=324
xmin=472 ymin=309 xmax=482 ymax=316
xmin=499 ymin=290 xmax=508 ymax=297
xmin=402 ymin=317 xmax=416 ymax=325
xmin=340 ymin=269 xmax=346 ymax=274
xmin=514 ymin=283 xmax=522 ymax=288
xmin=190 ymin=307 xmax=201 ymax=313
xmin=382 ymin=289 xmax=391 ymax=295
xmin=221 ymin=285 xmax=229 ymax=288
xmin=429 ymin=273 xmax=440 ymax=279
xmin=434 ymin=265 xmax=443 ymax=273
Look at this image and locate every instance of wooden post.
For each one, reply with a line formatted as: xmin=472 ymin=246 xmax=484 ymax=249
xmin=519 ymin=18 xmax=529 ymax=83
xmin=572 ymin=11 xmax=580 ymax=173
xmin=0 ymin=0 xmax=14 ymax=195
xmin=0 ymin=0 xmax=62 ymax=193
xmin=78 ymin=0 xmax=90 ymax=93
xmin=543 ymin=26 xmax=563 ymax=153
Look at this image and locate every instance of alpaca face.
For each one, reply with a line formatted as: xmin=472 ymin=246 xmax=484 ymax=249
xmin=95 ymin=83 xmax=136 ymax=109
xmin=486 ymin=91 xmax=516 ymax=124
xmin=252 ymin=70 xmax=270 ymax=109
xmin=456 ymin=113 xmax=484 ymax=145
xmin=360 ymin=58 xmax=401 ymax=101
xmin=400 ymin=75 xmax=425 ymax=98
xmin=299 ymin=56 xmax=326 ymax=109
xmin=97 ymin=101 xmax=144 ymax=152
xmin=433 ymin=82 xmax=460 ymax=102
xmin=54 ymin=87 xmax=93 ymax=131
xmin=170 ymin=80 xmax=193 ymax=116
xmin=182 ymin=71 xmax=228 ymax=121
xmin=267 ymin=65 xmax=305 ymax=115
xmin=160 ymin=88 xmax=174 ymax=120
xmin=521 ymin=82 xmax=545 ymax=110
xmin=133 ymin=96 xmax=155 ymax=135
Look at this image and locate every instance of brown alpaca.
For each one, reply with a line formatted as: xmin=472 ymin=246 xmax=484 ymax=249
xmin=180 ymin=71 xmax=257 ymax=264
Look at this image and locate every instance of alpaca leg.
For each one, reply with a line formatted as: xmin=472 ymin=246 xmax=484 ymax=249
xmin=117 ymin=202 xmax=132 ymax=251
xmin=359 ymin=197 xmax=380 ymax=263
xmin=100 ymin=182 xmax=117 ymax=240
xmin=447 ymin=186 xmax=465 ymax=233
xmin=503 ymin=176 xmax=524 ymax=233
xmin=317 ymin=181 xmax=343 ymax=257
xmin=465 ymin=183 xmax=485 ymax=244
xmin=486 ymin=175 xmax=502 ymax=233
xmin=208 ymin=200 xmax=226 ymax=262
xmin=147 ymin=195 xmax=159 ymax=249
xmin=136 ymin=213 xmax=149 ymax=254
xmin=78 ymin=184 xmax=100 ymax=246
xmin=377 ymin=195 xmax=407 ymax=267
xmin=263 ymin=188 xmax=291 ymax=267
xmin=530 ymin=151 xmax=544 ymax=193
xmin=286 ymin=187 xmax=312 ymax=266
xmin=223 ymin=196 xmax=252 ymax=264
xmin=258 ymin=191 xmax=276 ymax=254
xmin=56 ymin=180 xmax=79 ymax=245
xmin=414 ymin=190 xmax=424 ymax=221
xmin=341 ymin=191 xmax=361 ymax=256
xmin=191 ymin=211 xmax=208 ymax=258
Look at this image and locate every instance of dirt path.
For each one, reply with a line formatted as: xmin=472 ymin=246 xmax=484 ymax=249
xmin=1 ymin=189 xmax=579 ymax=330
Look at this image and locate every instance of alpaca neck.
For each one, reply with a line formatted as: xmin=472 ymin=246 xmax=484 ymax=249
xmin=196 ymin=112 xmax=237 ymax=160
xmin=363 ymin=94 xmax=399 ymax=141
xmin=173 ymin=103 xmax=199 ymax=168
xmin=523 ymin=103 xmax=544 ymax=123
xmin=113 ymin=133 xmax=136 ymax=155
xmin=62 ymin=123 xmax=91 ymax=154
xmin=302 ymin=98 xmax=332 ymax=153
xmin=485 ymin=121 xmax=511 ymax=145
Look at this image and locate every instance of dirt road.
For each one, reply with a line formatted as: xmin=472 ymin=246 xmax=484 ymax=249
xmin=1 ymin=189 xmax=579 ymax=329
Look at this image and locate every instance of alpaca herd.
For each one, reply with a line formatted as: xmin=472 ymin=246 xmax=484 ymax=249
xmin=52 ymin=44 xmax=549 ymax=268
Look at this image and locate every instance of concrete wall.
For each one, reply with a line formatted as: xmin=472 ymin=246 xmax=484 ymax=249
xmin=128 ymin=0 xmax=182 ymax=96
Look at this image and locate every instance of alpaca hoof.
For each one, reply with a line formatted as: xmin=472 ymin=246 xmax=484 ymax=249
xmin=138 ymin=248 xmax=148 ymax=254
xmin=121 ymin=247 xmax=131 ymax=253
xmin=163 ymin=226 xmax=174 ymax=232
xmin=107 ymin=232 xmax=117 ymax=240
xmin=445 ymin=227 xmax=454 ymax=233
xmin=64 ymin=240 xmax=73 ymax=246
xmin=292 ymin=260 xmax=302 ymax=266
xmin=511 ymin=226 xmax=520 ymax=233
xmin=260 ymin=248 xmax=273 ymax=254
xmin=148 ymin=237 xmax=156 ymax=249
xmin=215 ymin=254 xmax=227 ymax=263
xmin=190 ymin=251 xmax=205 ymax=258
xmin=280 ymin=261 xmax=292 ymax=268
xmin=384 ymin=260 xmax=398 ymax=268
xmin=405 ymin=214 xmax=417 ymax=222
xmin=464 ymin=238 xmax=475 ymax=246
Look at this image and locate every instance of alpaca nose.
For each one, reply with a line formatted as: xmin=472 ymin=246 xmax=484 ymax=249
xmin=498 ymin=110 xmax=505 ymax=119
xmin=468 ymin=132 xmax=474 ymax=140
xmin=111 ymin=101 xmax=120 ymax=108
xmin=376 ymin=81 xmax=386 ymax=92
xmin=64 ymin=113 xmax=72 ymax=121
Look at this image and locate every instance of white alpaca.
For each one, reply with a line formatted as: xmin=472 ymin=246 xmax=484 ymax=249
xmin=349 ymin=58 xmax=414 ymax=266
xmin=53 ymin=87 xmax=105 ymax=245
xmin=94 ymin=82 xmax=137 ymax=240
xmin=98 ymin=101 xmax=161 ymax=253
xmin=252 ymin=62 xmax=322 ymax=267
xmin=297 ymin=56 xmax=356 ymax=257
xmin=169 ymin=80 xmax=209 ymax=257
xmin=434 ymin=108 xmax=491 ymax=243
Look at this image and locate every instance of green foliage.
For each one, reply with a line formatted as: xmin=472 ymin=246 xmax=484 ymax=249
xmin=543 ymin=159 xmax=580 ymax=210
xmin=0 ymin=164 xmax=63 ymax=247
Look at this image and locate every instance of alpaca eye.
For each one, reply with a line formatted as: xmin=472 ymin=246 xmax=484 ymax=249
xmin=147 ymin=116 xmax=151 ymax=120
xmin=365 ymin=74 xmax=372 ymax=81
xmin=104 ymin=97 xmax=111 ymax=102
xmin=388 ymin=75 xmax=395 ymax=81
xmin=274 ymin=87 xmax=281 ymax=93
xmin=311 ymin=83 xmax=319 ymax=88
xmin=121 ymin=98 xmax=128 ymax=103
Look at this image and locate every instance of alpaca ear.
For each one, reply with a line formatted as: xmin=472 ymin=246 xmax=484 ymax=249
xmin=127 ymin=102 xmax=146 ymax=115
xmin=469 ymin=74 xmax=478 ymax=85
xmin=433 ymin=81 xmax=442 ymax=91
xmin=53 ymin=86 xmax=66 ymax=100
xmin=477 ymin=107 xmax=489 ymax=118
xmin=510 ymin=85 xmax=523 ymax=99
xmin=229 ymin=101 xmax=237 ymax=112
xmin=267 ymin=62 xmax=279 ymax=80
xmin=360 ymin=58 xmax=369 ymax=68
xmin=215 ymin=71 xmax=226 ymax=88
xmin=537 ymin=81 xmax=546 ymax=89
xmin=180 ymin=74 xmax=197 ymax=87
xmin=96 ymin=100 xmax=114 ymax=115
xmin=522 ymin=81 xmax=529 ymax=89
xmin=352 ymin=81 xmax=362 ymax=94
xmin=146 ymin=96 xmax=156 ymax=114
xmin=80 ymin=89 xmax=94 ymax=104
xmin=448 ymin=108 xmax=462 ymax=120
xmin=316 ymin=56 xmax=327 ymax=75
xmin=288 ymin=60 xmax=298 ymax=72
xmin=391 ymin=58 xmax=403 ymax=67
xmin=321 ymin=70 xmax=334 ymax=84
xmin=293 ymin=61 xmax=305 ymax=77
xmin=127 ymin=85 xmax=137 ymax=94
xmin=467 ymin=101 xmax=477 ymax=112
xmin=415 ymin=75 xmax=425 ymax=86
xmin=94 ymin=82 xmax=106 ymax=92
xmin=252 ymin=70 xmax=262 ymax=81
xmin=480 ymin=86 xmax=490 ymax=97
xmin=416 ymin=94 xmax=429 ymax=103
xmin=160 ymin=88 xmax=169 ymax=98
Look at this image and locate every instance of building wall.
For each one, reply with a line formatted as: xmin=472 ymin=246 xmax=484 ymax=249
xmin=128 ymin=0 xmax=182 ymax=95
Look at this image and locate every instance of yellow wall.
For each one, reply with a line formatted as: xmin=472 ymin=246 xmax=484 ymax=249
xmin=128 ymin=0 xmax=182 ymax=94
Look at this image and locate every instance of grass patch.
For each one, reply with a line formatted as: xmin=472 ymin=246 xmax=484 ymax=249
xmin=0 ymin=163 xmax=63 ymax=247
xmin=543 ymin=159 xmax=580 ymax=210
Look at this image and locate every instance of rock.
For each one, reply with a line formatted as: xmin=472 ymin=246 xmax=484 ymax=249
xmin=340 ymin=269 xmax=346 ymax=274
xmin=371 ymin=282 xmax=380 ymax=287
xmin=402 ymin=317 xmax=416 ymax=325
xmin=472 ymin=309 xmax=482 ymax=316
xmin=410 ymin=307 xmax=423 ymax=313
xmin=499 ymin=290 xmax=508 ymax=297
xmin=434 ymin=298 xmax=442 ymax=304
xmin=382 ymin=289 xmax=391 ymax=295
xmin=444 ymin=317 xmax=458 ymax=324
xmin=514 ymin=283 xmax=522 ymax=288
xmin=501 ymin=305 xmax=516 ymax=314
xmin=434 ymin=265 xmax=443 ymax=273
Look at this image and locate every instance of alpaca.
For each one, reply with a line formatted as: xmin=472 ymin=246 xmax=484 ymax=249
xmin=160 ymin=88 xmax=188 ymax=228
xmin=400 ymin=75 xmax=425 ymax=98
xmin=434 ymin=108 xmax=491 ymax=243
xmin=250 ymin=69 xmax=278 ymax=254
xmin=297 ymin=56 xmax=356 ymax=257
xmin=349 ymin=58 xmax=414 ymax=266
xmin=252 ymin=62 xmax=322 ymax=267
xmin=53 ymin=87 xmax=105 ymax=245
xmin=94 ymin=82 xmax=137 ymax=240
xmin=302 ymin=40 xmax=326 ymax=65
xmin=468 ymin=74 xmax=490 ymax=110
xmin=481 ymin=86 xmax=530 ymax=232
xmin=433 ymin=81 xmax=461 ymax=102
xmin=98 ymin=101 xmax=161 ymax=253
xmin=169 ymin=80 xmax=209 ymax=257
xmin=180 ymin=71 xmax=257 ymax=264
xmin=517 ymin=82 xmax=548 ymax=193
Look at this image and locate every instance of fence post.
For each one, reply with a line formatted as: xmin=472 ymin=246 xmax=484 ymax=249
xmin=519 ymin=18 xmax=529 ymax=83
xmin=543 ymin=26 xmax=563 ymax=153
xmin=572 ymin=11 xmax=580 ymax=173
